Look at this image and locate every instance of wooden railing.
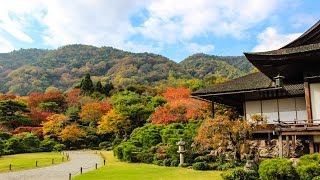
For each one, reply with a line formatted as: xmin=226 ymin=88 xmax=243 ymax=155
xmin=274 ymin=119 xmax=320 ymax=129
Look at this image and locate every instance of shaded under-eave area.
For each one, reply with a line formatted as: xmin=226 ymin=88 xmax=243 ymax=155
xmin=192 ymin=72 xmax=305 ymax=114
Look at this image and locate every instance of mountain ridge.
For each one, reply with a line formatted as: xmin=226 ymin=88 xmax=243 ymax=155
xmin=0 ymin=44 xmax=253 ymax=95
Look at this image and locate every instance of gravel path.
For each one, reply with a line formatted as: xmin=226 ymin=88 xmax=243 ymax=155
xmin=0 ymin=151 xmax=102 ymax=180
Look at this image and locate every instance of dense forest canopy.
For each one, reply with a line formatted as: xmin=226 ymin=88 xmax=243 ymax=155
xmin=0 ymin=44 xmax=253 ymax=95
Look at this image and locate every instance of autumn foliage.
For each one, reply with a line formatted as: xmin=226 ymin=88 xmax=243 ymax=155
xmin=151 ymin=87 xmax=209 ymax=124
xmin=28 ymin=91 xmax=66 ymax=109
xmin=194 ymin=115 xmax=256 ymax=160
xmin=97 ymin=109 xmax=130 ymax=135
xmin=11 ymin=126 xmax=43 ymax=138
xmin=79 ymin=101 xmax=112 ymax=123
xmin=59 ymin=124 xmax=86 ymax=142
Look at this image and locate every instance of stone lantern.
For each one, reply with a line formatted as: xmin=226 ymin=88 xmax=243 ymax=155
xmin=177 ymin=138 xmax=186 ymax=166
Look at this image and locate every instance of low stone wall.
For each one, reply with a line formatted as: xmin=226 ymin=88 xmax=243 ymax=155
xmin=247 ymin=139 xmax=306 ymax=159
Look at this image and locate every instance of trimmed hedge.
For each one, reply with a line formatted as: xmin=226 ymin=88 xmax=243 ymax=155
xmin=221 ymin=168 xmax=259 ymax=180
xmin=258 ymin=158 xmax=298 ymax=180
xmin=192 ymin=162 xmax=209 ymax=170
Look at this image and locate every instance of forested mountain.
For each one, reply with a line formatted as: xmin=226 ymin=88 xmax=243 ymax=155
xmin=180 ymin=53 xmax=253 ymax=79
xmin=0 ymin=44 xmax=252 ymax=95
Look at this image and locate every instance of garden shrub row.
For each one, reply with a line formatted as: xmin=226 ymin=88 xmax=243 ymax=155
xmin=222 ymin=154 xmax=320 ymax=180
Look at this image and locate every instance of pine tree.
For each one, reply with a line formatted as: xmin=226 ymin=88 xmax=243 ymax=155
xmin=103 ymin=81 xmax=114 ymax=96
xmin=95 ymin=81 xmax=103 ymax=93
xmin=80 ymin=74 xmax=94 ymax=95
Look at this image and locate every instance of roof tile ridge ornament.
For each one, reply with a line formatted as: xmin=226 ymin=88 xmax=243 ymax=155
xmin=273 ymin=74 xmax=285 ymax=87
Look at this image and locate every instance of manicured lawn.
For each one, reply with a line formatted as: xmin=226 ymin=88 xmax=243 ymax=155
xmin=0 ymin=152 xmax=67 ymax=172
xmin=73 ymin=151 xmax=223 ymax=180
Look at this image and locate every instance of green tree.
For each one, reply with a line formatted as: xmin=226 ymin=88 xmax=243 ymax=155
xmin=0 ymin=100 xmax=31 ymax=129
xmin=111 ymin=91 xmax=157 ymax=129
xmin=95 ymin=81 xmax=103 ymax=93
xmin=80 ymin=74 xmax=94 ymax=95
xmin=103 ymin=81 xmax=114 ymax=96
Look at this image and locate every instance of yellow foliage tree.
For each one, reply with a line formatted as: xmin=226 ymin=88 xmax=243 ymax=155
xmin=97 ymin=109 xmax=130 ymax=135
xmin=79 ymin=102 xmax=110 ymax=124
xmin=42 ymin=114 xmax=69 ymax=138
xmin=59 ymin=124 xmax=86 ymax=142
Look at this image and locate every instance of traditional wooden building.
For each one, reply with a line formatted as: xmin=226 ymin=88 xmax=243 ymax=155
xmin=192 ymin=20 xmax=320 ymax=157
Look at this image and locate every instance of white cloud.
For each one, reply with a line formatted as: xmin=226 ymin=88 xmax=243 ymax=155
xmin=252 ymin=27 xmax=302 ymax=52
xmin=0 ymin=0 xmax=297 ymax=55
xmin=136 ymin=0 xmax=288 ymax=43
xmin=0 ymin=0 xmax=43 ymax=43
xmin=186 ymin=43 xmax=214 ymax=54
xmin=0 ymin=36 xmax=14 ymax=53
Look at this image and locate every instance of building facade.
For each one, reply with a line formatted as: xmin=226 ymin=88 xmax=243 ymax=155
xmin=192 ymin=20 xmax=320 ymax=157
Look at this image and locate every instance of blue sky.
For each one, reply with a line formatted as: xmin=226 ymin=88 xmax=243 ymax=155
xmin=0 ymin=0 xmax=319 ymax=62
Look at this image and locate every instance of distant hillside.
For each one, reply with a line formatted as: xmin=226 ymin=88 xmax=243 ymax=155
xmin=179 ymin=53 xmax=253 ymax=79
xmin=0 ymin=45 xmax=253 ymax=95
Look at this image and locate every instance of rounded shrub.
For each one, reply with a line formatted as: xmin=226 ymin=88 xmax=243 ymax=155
xmin=296 ymin=163 xmax=320 ymax=180
xmin=259 ymin=158 xmax=298 ymax=180
xmin=192 ymin=162 xmax=209 ymax=170
xmin=208 ymin=162 xmax=220 ymax=170
xmin=171 ymin=159 xmax=179 ymax=167
xmin=163 ymin=159 xmax=172 ymax=166
xmin=221 ymin=168 xmax=259 ymax=180
xmin=155 ymin=160 xmax=164 ymax=166
xmin=53 ymin=144 xmax=66 ymax=151
xmin=217 ymin=162 xmax=236 ymax=171
xmin=180 ymin=163 xmax=191 ymax=168
xmin=312 ymin=176 xmax=320 ymax=180
xmin=299 ymin=154 xmax=320 ymax=166
xmin=99 ymin=141 xmax=112 ymax=149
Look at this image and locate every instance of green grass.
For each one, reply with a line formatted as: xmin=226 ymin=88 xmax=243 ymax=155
xmin=73 ymin=151 xmax=223 ymax=180
xmin=0 ymin=152 xmax=67 ymax=172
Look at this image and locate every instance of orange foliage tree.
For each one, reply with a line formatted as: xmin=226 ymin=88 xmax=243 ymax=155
xmin=59 ymin=124 xmax=86 ymax=142
xmin=151 ymin=87 xmax=209 ymax=124
xmin=65 ymin=88 xmax=82 ymax=107
xmin=28 ymin=91 xmax=66 ymax=109
xmin=194 ymin=115 xmax=256 ymax=160
xmin=79 ymin=101 xmax=111 ymax=124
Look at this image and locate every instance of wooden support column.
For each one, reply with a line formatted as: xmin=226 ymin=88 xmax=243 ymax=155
xmin=267 ymin=133 xmax=271 ymax=145
xmin=286 ymin=135 xmax=290 ymax=157
xmin=278 ymin=133 xmax=283 ymax=158
xmin=304 ymin=82 xmax=313 ymax=124
xmin=310 ymin=136 xmax=314 ymax=154
xmin=292 ymin=135 xmax=296 ymax=151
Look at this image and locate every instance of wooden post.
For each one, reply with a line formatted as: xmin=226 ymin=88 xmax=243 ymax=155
xmin=9 ymin=164 xmax=12 ymax=171
xmin=304 ymin=82 xmax=313 ymax=125
xmin=52 ymin=159 xmax=54 ymax=164
xmin=286 ymin=135 xmax=290 ymax=157
xmin=80 ymin=167 xmax=83 ymax=174
xmin=267 ymin=133 xmax=271 ymax=145
xmin=310 ymin=136 xmax=314 ymax=154
xmin=104 ymin=159 xmax=106 ymax=166
xmin=36 ymin=161 xmax=38 ymax=167
xmin=69 ymin=173 xmax=71 ymax=180
xmin=278 ymin=133 xmax=283 ymax=158
xmin=292 ymin=135 xmax=296 ymax=151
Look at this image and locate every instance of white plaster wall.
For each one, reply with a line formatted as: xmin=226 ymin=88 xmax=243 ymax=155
xmin=245 ymin=97 xmax=307 ymax=124
xmin=310 ymin=83 xmax=320 ymax=120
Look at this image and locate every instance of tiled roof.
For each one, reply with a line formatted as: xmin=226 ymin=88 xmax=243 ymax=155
xmin=192 ymin=72 xmax=273 ymax=95
xmin=245 ymin=42 xmax=320 ymax=56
